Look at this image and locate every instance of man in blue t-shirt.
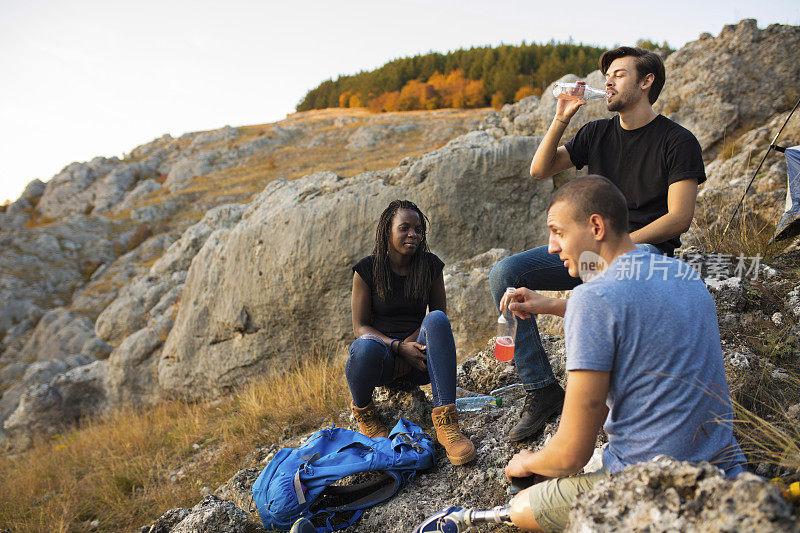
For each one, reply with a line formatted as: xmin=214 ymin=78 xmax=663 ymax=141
xmin=501 ymin=175 xmax=744 ymax=532
xmin=491 ymin=46 xmax=707 ymax=442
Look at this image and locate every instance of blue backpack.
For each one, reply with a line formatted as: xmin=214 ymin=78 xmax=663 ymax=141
xmin=252 ymin=418 xmax=435 ymax=532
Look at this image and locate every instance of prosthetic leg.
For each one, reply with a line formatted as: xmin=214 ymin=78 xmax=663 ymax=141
xmin=413 ymin=505 xmax=513 ymax=532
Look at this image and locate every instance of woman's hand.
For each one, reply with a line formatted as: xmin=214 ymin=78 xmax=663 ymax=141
xmin=398 ymin=341 xmax=427 ymax=371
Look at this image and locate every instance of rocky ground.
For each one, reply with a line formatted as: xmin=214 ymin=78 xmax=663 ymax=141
xmin=141 ymin=249 xmax=800 ymax=532
xmin=2 ymin=17 xmax=800 ymax=533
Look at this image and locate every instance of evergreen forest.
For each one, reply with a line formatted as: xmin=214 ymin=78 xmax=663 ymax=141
xmin=297 ymin=39 xmax=673 ymax=113
xmin=296 ymin=41 xmax=607 ymax=113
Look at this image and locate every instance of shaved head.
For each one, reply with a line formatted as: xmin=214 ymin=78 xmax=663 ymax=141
xmin=549 ymin=175 xmax=628 ymax=236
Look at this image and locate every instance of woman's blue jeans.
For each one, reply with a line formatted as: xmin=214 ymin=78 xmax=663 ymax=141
xmin=489 ymin=243 xmax=661 ymax=391
xmin=346 ymin=310 xmax=457 ymax=408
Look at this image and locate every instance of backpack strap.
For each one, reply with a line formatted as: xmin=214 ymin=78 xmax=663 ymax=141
xmin=308 ymin=472 xmax=401 ymax=532
xmin=294 ymin=469 xmax=307 ymax=505
xmin=319 ymin=471 xmax=400 ymax=510
xmin=294 ymin=452 xmax=323 ymax=504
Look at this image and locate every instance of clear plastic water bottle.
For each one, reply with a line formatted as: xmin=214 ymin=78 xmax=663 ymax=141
xmin=552 ymin=81 xmax=608 ymax=101
xmin=495 ymin=287 xmax=517 ymax=362
xmin=455 ymin=386 xmax=481 ymax=398
xmin=456 ymin=394 xmax=502 ymax=412
xmin=490 ymin=383 xmax=524 ymax=397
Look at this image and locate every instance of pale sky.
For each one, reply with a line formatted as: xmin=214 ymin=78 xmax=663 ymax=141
xmin=1 ymin=0 xmax=799 ymax=203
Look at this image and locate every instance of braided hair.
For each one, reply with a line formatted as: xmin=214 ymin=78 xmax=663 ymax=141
xmin=372 ymin=200 xmax=432 ymax=301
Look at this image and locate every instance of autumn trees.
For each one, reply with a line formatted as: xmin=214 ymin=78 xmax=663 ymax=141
xmin=297 ymin=41 xmax=606 ymax=113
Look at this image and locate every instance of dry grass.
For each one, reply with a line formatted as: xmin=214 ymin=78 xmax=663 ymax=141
xmin=691 ymin=204 xmax=787 ymax=260
xmin=733 ymin=395 xmax=800 ymax=474
xmin=688 ymin=121 xmax=797 ymax=261
xmin=689 ymin=180 xmax=792 ymax=261
xmin=0 ymin=349 xmax=348 ymax=532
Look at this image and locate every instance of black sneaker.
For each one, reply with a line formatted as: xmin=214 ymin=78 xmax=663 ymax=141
xmin=508 ymin=382 xmax=565 ymax=442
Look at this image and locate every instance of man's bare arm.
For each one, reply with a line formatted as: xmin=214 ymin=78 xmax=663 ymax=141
xmin=505 ymin=370 xmax=610 ymax=478
xmin=530 ymin=127 xmax=575 ymax=179
xmin=530 ymin=98 xmax=584 ymax=179
xmin=629 ymin=179 xmax=698 ymax=245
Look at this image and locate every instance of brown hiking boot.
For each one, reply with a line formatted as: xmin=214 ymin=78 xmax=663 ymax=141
xmin=351 ymin=401 xmax=389 ymax=439
xmin=431 ymin=404 xmax=476 ymax=465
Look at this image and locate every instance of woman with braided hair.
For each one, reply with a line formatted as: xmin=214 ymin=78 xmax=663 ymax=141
xmin=347 ymin=199 xmax=476 ymax=466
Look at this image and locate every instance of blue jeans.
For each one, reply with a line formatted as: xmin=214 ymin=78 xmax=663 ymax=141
xmin=489 ymin=243 xmax=662 ymax=391
xmin=346 ymin=310 xmax=457 ymax=408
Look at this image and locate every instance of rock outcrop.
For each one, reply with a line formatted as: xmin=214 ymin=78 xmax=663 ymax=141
xmin=0 ymin=110 xmax=487 ymax=444
xmin=3 ymin=361 xmax=107 ymax=448
xmin=568 ymin=456 xmax=800 ymax=532
xmin=7 ymin=19 xmax=800 ymax=443
xmin=655 ymin=19 xmax=800 ymax=155
xmin=157 ymin=133 xmax=551 ymax=398
xmin=146 ymin=337 xmax=559 ymax=533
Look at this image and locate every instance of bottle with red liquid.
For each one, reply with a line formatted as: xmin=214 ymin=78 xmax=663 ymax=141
xmin=495 ymin=287 xmax=517 ymax=362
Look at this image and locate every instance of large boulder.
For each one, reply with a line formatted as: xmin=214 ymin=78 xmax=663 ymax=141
xmin=190 ymin=125 xmax=240 ymax=149
xmin=21 ymin=178 xmax=46 ymax=204
xmin=37 ymin=156 xmax=165 ymax=218
xmin=36 ymin=157 xmax=120 ymax=218
xmin=0 ymin=307 xmax=110 ymax=426
xmin=655 ymin=19 xmax=800 ymax=155
xmin=346 ymin=122 xmax=418 ymax=151
xmin=164 ymin=152 xmax=219 ymax=191
xmin=3 ymin=361 xmax=108 ymax=448
xmin=158 ymin=133 xmax=553 ymax=398
xmin=0 ymin=354 xmax=93 ymax=421
xmin=567 ymin=456 xmax=800 ymax=532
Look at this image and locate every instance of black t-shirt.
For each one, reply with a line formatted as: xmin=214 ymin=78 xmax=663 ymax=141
xmin=564 ymin=114 xmax=706 ymax=255
xmin=352 ymin=253 xmax=445 ymax=340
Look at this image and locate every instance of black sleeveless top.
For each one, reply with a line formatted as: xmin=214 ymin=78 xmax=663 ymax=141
xmin=353 ymin=253 xmax=445 ymax=340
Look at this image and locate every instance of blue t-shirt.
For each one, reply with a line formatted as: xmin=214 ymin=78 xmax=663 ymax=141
xmin=564 ymin=249 xmax=745 ymax=477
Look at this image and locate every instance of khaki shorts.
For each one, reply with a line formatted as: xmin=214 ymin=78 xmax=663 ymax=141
xmin=528 ymin=466 xmax=610 ymax=532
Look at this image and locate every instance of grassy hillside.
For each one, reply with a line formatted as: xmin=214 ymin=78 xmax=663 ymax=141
xmin=0 ymin=352 xmax=349 ymax=532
